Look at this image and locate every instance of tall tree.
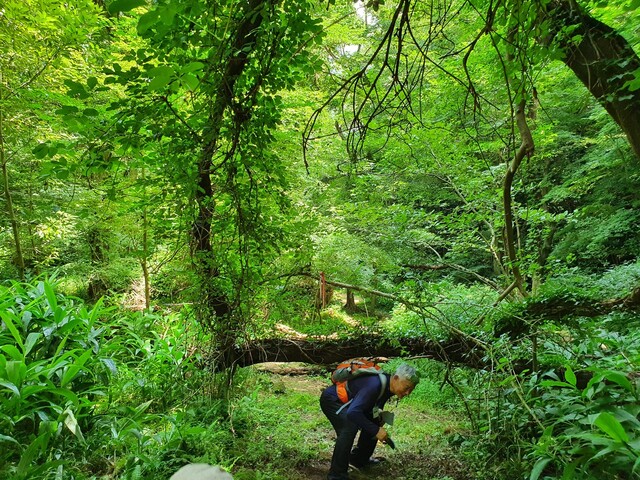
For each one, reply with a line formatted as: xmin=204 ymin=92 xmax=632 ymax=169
xmin=540 ymin=0 xmax=640 ymax=159
xmin=106 ymin=0 xmax=324 ymax=367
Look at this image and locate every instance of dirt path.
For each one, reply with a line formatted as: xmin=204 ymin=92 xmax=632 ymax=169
xmin=265 ymin=375 xmax=473 ymax=480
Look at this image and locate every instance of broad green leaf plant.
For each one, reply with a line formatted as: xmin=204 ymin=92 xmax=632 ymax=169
xmin=0 ymin=279 xmax=113 ymax=478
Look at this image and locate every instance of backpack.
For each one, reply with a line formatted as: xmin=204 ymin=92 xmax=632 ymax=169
xmin=331 ymin=358 xmax=387 ymax=413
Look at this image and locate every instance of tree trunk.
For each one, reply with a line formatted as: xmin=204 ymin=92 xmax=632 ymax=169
xmin=502 ymin=98 xmax=532 ymax=298
xmin=547 ymin=0 xmax=640 ymax=159
xmin=500 ymin=9 xmax=534 ymax=298
xmin=0 ymin=161 xmax=24 ymax=280
xmin=219 ymin=280 xmax=640 ymax=373
xmin=232 ymin=334 xmax=487 ymax=370
xmin=193 ymin=0 xmax=267 ymax=330
xmin=141 ymin=201 xmax=151 ymax=310
xmin=0 ymin=75 xmax=25 ymax=280
xmin=344 ymin=288 xmax=357 ymax=312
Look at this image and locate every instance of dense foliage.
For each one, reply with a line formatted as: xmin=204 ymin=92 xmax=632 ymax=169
xmin=1 ymin=0 xmax=639 ymax=478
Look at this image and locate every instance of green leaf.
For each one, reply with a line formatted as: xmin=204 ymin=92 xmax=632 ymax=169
xmin=602 ymin=371 xmax=633 ymax=392
xmin=20 ymin=384 xmax=51 ymax=400
xmin=594 ymin=412 xmax=629 ymax=443
xmin=43 ymin=282 xmax=58 ymax=311
xmin=63 ymin=408 xmax=85 ymax=443
xmin=564 ymin=365 xmax=577 ymax=387
xmin=0 ymin=311 xmax=24 ymax=349
xmin=64 ymin=79 xmax=89 ymax=99
xmin=1 ymin=345 xmax=23 ymax=361
xmin=137 ymin=9 xmax=161 ymax=35
xmin=530 ymin=457 xmax=551 ymax=480
xmin=56 ymin=105 xmax=79 ymax=115
xmin=32 ymin=142 xmax=50 ymax=159
xmin=147 ymin=65 xmax=174 ymax=91
xmin=540 ymin=380 xmax=573 ymax=388
xmin=16 ymin=432 xmax=50 ymax=475
xmin=182 ymin=62 xmax=205 ymax=74
xmin=101 ymin=357 xmax=118 ymax=374
xmin=108 ymin=0 xmax=146 ymax=14
xmin=24 ymin=332 xmax=41 ymax=357
xmin=49 ymin=387 xmax=80 ymax=407
xmin=61 ymin=349 xmax=93 ymax=387
xmin=0 ymin=434 xmax=19 ymax=445
xmin=181 ymin=73 xmax=199 ymax=91
xmin=5 ymin=360 xmax=27 ymax=386
xmin=561 ymin=460 xmax=579 ymax=480
xmin=0 ymin=380 xmax=20 ymax=397
xmin=589 ymin=445 xmax=618 ymax=462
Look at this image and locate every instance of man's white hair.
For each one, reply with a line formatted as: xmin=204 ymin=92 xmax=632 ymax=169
xmin=394 ymin=363 xmax=420 ymax=385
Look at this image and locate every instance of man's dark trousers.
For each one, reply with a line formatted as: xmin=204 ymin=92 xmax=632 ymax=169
xmin=320 ymin=390 xmax=378 ymax=480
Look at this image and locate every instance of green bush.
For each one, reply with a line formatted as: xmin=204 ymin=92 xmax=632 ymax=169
xmin=0 ymin=279 xmax=114 ymax=479
xmin=87 ymin=257 xmax=141 ymax=299
xmin=458 ymin=316 xmax=640 ymax=480
xmin=528 ymin=366 xmax=640 ymax=479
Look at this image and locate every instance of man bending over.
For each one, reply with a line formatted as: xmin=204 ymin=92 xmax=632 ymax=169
xmin=320 ymin=363 xmax=419 ymax=480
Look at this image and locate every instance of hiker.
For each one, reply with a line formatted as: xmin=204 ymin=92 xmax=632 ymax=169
xmin=320 ymin=362 xmax=419 ymax=480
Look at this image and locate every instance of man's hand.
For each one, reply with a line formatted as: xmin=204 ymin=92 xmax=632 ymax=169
xmin=375 ymin=427 xmax=389 ymax=443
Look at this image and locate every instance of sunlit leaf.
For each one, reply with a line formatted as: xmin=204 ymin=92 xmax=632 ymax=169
xmin=24 ymin=333 xmax=41 ymax=357
xmin=564 ymin=365 xmax=577 ymax=387
xmin=0 ymin=380 xmax=20 ymax=397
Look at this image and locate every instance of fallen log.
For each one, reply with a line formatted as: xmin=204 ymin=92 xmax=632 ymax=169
xmin=231 ymin=334 xmax=487 ymax=370
xmin=251 ymin=362 xmax=327 ymax=375
xmin=495 ymin=286 xmax=640 ymax=337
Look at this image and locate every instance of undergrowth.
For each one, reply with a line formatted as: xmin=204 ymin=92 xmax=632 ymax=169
xmin=3 ymin=272 xmax=640 ymax=480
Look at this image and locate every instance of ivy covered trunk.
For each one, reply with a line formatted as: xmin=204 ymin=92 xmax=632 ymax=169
xmin=192 ymin=0 xmax=263 ymax=326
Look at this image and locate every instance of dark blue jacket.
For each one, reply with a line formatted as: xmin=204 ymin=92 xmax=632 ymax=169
xmin=325 ymin=373 xmax=392 ymax=437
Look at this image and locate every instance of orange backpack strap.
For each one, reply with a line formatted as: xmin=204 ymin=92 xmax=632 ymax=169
xmin=336 ymin=381 xmax=350 ymax=403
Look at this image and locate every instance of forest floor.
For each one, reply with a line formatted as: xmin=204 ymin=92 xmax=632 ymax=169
xmin=231 ymin=372 xmax=475 ymax=480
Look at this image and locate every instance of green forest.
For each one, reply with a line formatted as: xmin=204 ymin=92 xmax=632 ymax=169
xmin=1 ymin=0 xmax=639 ymax=478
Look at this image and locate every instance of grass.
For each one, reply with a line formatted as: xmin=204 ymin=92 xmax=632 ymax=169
xmin=224 ymin=368 xmax=472 ymax=480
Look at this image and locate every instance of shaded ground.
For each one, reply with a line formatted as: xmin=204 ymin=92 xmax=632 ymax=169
xmin=298 ymin=453 xmax=470 ymax=480
xmin=238 ymin=373 xmax=474 ymax=480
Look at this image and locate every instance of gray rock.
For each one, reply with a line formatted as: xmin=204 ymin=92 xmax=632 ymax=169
xmin=170 ymin=464 xmax=233 ymax=480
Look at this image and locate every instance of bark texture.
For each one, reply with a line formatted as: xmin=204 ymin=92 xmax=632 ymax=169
xmin=232 ymin=334 xmax=486 ymax=370
xmin=548 ymin=0 xmax=640 ymax=159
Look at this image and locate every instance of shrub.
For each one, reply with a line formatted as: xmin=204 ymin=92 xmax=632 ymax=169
xmin=0 ymin=279 xmax=114 ymax=479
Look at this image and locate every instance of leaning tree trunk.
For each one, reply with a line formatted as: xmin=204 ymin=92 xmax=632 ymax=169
xmin=546 ymin=0 xmax=640 ymax=159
